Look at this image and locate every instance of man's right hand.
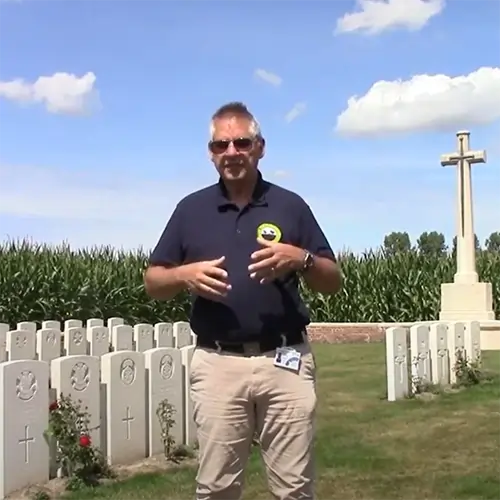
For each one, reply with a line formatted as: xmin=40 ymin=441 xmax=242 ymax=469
xmin=180 ymin=256 xmax=231 ymax=301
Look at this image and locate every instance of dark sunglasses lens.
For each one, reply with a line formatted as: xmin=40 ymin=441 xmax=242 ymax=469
xmin=210 ymin=140 xmax=230 ymax=154
xmin=233 ymin=138 xmax=253 ymax=151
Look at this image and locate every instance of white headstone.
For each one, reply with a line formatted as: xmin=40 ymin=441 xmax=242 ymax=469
xmin=429 ymin=323 xmax=450 ymax=385
xmin=0 ymin=323 xmax=9 ymax=362
xmin=101 ymin=351 xmax=146 ymax=465
xmin=181 ymin=345 xmax=196 ymax=445
xmin=64 ymin=319 xmax=83 ymax=330
xmin=144 ymin=347 xmax=183 ymax=456
xmin=447 ymin=322 xmax=465 ymax=384
xmin=87 ymin=326 xmax=110 ymax=357
xmin=17 ymin=321 xmax=37 ymax=333
xmin=87 ymin=318 xmax=104 ymax=329
xmin=42 ymin=320 xmax=60 ymax=330
xmin=154 ymin=322 xmax=173 ymax=348
xmin=134 ymin=324 xmax=154 ymax=352
xmin=0 ymin=360 xmax=50 ymax=498
xmin=464 ymin=321 xmax=481 ymax=363
xmin=111 ymin=325 xmax=133 ymax=351
xmin=107 ymin=317 xmax=124 ymax=333
xmin=174 ymin=322 xmax=192 ymax=348
xmin=410 ymin=324 xmax=431 ymax=390
xmin=385 ymin=327 xmax=409 ymax=401
xmin=7 ymin=329 xmax=36 ymax=361
xmin=51 ymin=355 xmax=101 ymax=449
xmin=64 ymin=327 xmax=88 ymax=356
xmin=36 ymin=328 xmax=62 ymax=364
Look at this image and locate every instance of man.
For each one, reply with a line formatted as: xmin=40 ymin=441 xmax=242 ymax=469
xmin=144 ymin=102 xmax=342 ymax=500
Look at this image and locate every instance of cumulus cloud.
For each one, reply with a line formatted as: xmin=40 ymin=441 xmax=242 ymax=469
xmin=285 ymin=102 xmax=307 ymax=123
xmin=335 ymin=0 xmax=445 ymax=35
xmin=254 ymin=69 xmax=282 ymax=87
xmin=0 ymin=72 xmax=100 ymax=115
xmin=335 ymin=67 xmax=500 ymax=137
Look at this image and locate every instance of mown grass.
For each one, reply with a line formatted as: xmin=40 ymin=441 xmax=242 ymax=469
xmin=61 ymin=344 xmax=500 ymax=500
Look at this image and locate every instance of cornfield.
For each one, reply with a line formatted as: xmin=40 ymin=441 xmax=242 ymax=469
xmin=0 ymin=239 xmax=498 ymax=325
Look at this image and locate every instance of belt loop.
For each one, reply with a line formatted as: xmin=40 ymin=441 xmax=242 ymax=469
xmin=215 ymin=341 xmax=222 ymax=353
xmin=280 ymin=334 xmax=287 ymax=347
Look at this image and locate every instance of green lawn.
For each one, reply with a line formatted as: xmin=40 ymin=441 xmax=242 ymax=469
xmin=63 ymin=344 xmax=500 ymax=500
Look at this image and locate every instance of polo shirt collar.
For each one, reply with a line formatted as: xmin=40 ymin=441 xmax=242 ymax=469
xmin=216 ymin=171 xmax=268 ymax=209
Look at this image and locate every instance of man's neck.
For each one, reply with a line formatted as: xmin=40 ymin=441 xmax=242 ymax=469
xmin=224 ymin=174 xmax=258 ymax=206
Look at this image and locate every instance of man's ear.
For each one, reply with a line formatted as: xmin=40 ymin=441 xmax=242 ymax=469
xmin=257 ymin=137 xmax=266 ymax=159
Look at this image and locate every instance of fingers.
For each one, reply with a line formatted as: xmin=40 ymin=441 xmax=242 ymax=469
xmin=200 ymin=274 xmax=232 ymax=293
xmin=256 ymin=237 xmax=274 ymax=247
xmin=205 ymin=265 xmax=229 ymax=281
xmin=250 ymin=247 xmax=274 ymax=262
xmin=191 ymin=276 xmax=231 ymax=300
xmin=196 ymin=282 xmax=229 ymax=298
xmin=204 ymin=257 xmax=229 ymax=281
xmin=208 ymin=255 xmax=226 ymax=266
xmin=248 ymin=256 xmax=277 ymax=276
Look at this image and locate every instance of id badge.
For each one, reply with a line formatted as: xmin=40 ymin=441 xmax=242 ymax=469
xmin=274 ymin=347 xmax=301 ymax=372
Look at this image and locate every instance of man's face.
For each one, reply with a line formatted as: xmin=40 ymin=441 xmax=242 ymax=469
xmin=209 ymin=115 xmax=265 ymax=183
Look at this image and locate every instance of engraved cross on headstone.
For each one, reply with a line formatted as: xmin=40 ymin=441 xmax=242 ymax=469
xmin=122 ymin=406 xmax=135 ymax=440
xmin=19 ymin=424 xmax=34 ymax=463
xmin=440 ymin=130 xmax=486 ymax=282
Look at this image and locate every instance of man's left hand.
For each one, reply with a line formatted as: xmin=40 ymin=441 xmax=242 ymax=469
xmin=248 ymin=237 xmax=306 ymax=284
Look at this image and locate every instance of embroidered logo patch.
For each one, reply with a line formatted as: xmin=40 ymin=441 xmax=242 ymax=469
xmin=256 ymin=223 xmax=282 ymax=243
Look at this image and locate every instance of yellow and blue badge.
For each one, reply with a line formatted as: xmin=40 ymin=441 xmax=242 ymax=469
xmin=256 ymin=222 xmax=282 ymax=243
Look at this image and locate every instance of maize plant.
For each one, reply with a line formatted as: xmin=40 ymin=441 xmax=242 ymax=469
xmin=0 ymin=239 xmax=498 ymax=325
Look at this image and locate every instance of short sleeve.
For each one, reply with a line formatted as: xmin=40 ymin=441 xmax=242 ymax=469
xmin=297 ymin=202 xmax=337 ymax=261
xmin=148 ymin=203 xmax=186 ymax=266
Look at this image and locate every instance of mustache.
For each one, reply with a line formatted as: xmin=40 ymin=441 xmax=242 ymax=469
xmin=223 ymin=157 xmax=247 ymax=166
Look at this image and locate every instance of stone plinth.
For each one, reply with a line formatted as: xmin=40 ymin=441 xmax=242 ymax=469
xmin=478 ymin=320 xmax=500 ymax=350
xmin=439 ymin=282 xmax=495 ymax=321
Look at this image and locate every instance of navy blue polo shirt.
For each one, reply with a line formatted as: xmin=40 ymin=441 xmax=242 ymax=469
xmin=149 ymin=173 xmax=336 ymax=343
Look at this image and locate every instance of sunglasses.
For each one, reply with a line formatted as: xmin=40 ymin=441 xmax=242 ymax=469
xmin=208 ymin=137 xmax=254 ymax=155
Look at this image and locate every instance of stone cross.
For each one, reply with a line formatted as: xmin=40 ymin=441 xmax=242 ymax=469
xmin=122 ymin=406 xmax=135 ymax=440
xmin=440 ymin=130 xmax=486 ymax=284
xmin=19 ymin=425 xmax=34 ymax=463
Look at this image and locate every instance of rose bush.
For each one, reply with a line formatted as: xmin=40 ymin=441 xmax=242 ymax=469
xmin=45 ymin=394 xmax=113 ymax=491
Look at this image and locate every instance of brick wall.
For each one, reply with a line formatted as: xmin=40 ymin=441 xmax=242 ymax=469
xmin=306 ymin=323 xmax=387 ymax=344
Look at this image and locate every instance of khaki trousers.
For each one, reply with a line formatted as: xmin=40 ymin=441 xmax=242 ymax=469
xmin=189 ymin=338 xmax=317 ymax=500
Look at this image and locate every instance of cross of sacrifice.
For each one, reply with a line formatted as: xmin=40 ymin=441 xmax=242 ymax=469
xmin=122 ymin=406 xmax=135 ymax=440
xmin=19 ymin=425 xmax=34 ymax=463
xmin=440 ymin=131 xmax=486 ymax=280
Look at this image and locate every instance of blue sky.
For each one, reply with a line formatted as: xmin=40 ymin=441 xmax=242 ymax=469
xmin=0 ymin=0 xmax=499 ymax=255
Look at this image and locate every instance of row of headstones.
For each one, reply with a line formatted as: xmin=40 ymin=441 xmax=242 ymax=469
xmin=385 ymin=320 xmax=481 ymax=401
xmin=0 ymin=345 xmax=196 ymax=499
xmin=0 ymin=317 xmax=195 ymax=363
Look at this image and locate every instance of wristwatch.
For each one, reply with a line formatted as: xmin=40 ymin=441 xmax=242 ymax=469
xmin=300 ymin=251 xmax=315 ymax=273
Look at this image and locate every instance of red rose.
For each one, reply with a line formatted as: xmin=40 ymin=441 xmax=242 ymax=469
xmin=49 ymin=402 xmax=58 ymax=411
xmin=79 ymin=435 xmax=91 ymax=447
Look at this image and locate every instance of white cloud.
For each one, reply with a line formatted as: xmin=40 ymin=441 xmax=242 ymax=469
xmin=0 ymin=72 xmax=100 ymax=115
xmin=335 ymin=67 xmax=500 ymax=137
xmin=285 ymin=102 xmax=307 ymax=123
xmin=335 ymin=0 xmax=445 ymax=35
xmin=254 ymin=69 xmax=282 ymax=87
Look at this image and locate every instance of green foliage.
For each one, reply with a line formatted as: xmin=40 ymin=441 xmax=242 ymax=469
xmin=44 ymin=394 xmax=114 ymax=491
xmin=453 ymin=350 xmax=487 ymax=387
xmin=0 ymin=238 xmax=499 ymax=324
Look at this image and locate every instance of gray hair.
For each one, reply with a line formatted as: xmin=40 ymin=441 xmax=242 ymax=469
xmin=209 ymin=101 xmax=262 ymax=139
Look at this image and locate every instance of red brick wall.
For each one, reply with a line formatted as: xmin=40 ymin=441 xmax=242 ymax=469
xmin=306 ymin=324 xmax=387 ymax=344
